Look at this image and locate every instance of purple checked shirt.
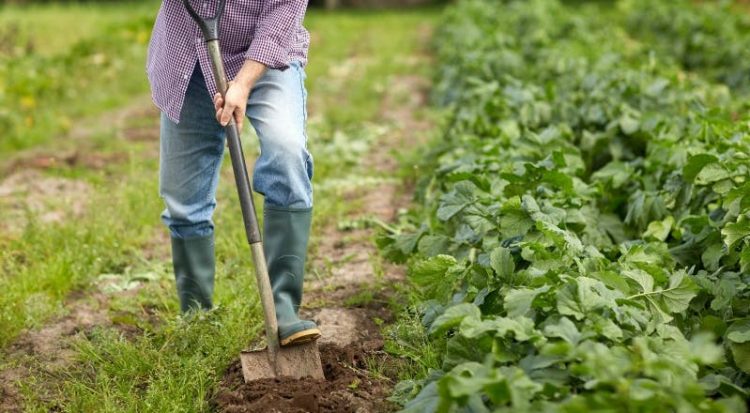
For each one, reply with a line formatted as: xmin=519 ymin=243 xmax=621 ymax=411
xmin=147 ymin=0 xmax=310 ymax=123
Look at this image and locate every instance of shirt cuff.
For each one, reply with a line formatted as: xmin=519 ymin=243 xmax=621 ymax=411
xmin=245 ymin=37 xmax=289 ymax=70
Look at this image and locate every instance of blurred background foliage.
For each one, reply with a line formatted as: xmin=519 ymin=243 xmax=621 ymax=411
xmin=0 ymin=0 xmax=447 ymax=156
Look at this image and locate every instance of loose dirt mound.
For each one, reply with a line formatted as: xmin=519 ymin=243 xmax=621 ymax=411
xmin=214 ymin=342 xmax=396 ymax=413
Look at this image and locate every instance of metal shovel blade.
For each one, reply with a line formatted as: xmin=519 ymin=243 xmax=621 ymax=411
xmin=240 ymin=341 xmax=325 ymax=382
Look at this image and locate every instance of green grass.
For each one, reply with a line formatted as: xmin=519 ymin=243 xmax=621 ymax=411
xmin=0 ymin=1 xmax=154 ymax=56
xmin=0 ymin=5 xmax=439 ymax=411
xmin=0 ymin=1 xmax=156 ymax=155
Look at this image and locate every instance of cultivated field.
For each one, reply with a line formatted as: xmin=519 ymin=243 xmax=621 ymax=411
xmin=1 ymin=0 xmax=749 ymax=412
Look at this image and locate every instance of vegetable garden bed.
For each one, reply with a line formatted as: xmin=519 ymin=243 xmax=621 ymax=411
xmin=381 ymin=0 xmax=750 ymax=411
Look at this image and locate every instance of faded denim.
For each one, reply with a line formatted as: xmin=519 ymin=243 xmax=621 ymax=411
xmin=159 ymin=62 xmax=313 ymax=239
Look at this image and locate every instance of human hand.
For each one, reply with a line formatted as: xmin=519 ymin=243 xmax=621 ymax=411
xmin=213 ymin=59 xmax=267 ymax=129
xmin=214 ymin=80 xmax=251 ymax=129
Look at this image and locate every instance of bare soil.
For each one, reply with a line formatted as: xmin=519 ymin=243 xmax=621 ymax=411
xmin=0 ymin=170 xmax=92 ymax=236
xmin=3 ymin=150 xmax=129 ymax=175
xmin=215 ymin=337 xmax=397 ymax=413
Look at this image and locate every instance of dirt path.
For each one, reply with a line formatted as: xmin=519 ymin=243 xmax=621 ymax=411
xmin=213 ymin=70 xmax=431 ymax=412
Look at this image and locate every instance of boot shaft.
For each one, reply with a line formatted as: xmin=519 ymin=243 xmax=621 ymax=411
xmin=263 ymin=205 xmax=312 ymax=325
xmin=171 ymin=235 xmax=215 ymax=313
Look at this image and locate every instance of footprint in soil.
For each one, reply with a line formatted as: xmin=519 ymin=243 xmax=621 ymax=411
xmin=214 ymin=342 xmax=397 ymax=413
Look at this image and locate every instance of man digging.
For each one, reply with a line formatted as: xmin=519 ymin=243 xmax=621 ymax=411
xmin=146 ymin=0 xmax=321 ymax=347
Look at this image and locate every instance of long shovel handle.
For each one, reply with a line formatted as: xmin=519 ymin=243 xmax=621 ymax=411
xmin=180 ymin=0 xmax=281 ymax=357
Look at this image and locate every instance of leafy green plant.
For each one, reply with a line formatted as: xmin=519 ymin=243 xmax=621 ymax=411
xmin=622 ymin=0 xmax=750 ymax=92
xmin=381 ymin=0 xmax=750 ymax=411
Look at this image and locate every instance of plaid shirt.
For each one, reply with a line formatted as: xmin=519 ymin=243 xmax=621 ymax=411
xmin=147 ymin=0 xmax=310 ymax=123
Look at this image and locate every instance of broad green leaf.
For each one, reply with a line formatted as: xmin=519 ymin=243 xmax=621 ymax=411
xmin=499 ymin=366 xmax=543 ymax=407
xmin=593 ymin=316 xmax=624 ymax=341
xmin=643 ymin=216 xmax=674 ymax=241
xmin=683 ymin=154 xmax=719 ymax=182
xmin=536 ymin=221 xmax=584 ymax=254
xmin=437 ymin=181 xmax=476 ymax=221
xmin=394 ymin=229 xmax=426 ymax=255
xmin=410 ymin=255 xmax=459 ymax=300
xmin=695 ymin=163 xmax=731 ymax=185
xmin=629 ymin=379 xmax=659 ymax=401
xmin=556 ymin=284 xmax=585 ymax=320
xmin=619 ymin=114 xmax=640 ymax=135
xmin=557 ymin=277 xmax=621 ymax=320
xmin=689 ymin=332 xmax=724 ymax=365
xmin=577 ymin=277 xmax=622 ymax=312
xmin=543 ymin=317 xmax=582 ymax=345
xmin=722 ymin=215 xmax=750 ymax=248
xmin=623 ymin=268 xmax=654 ymax=293
xmin=730 ymin=341 xmax=750 ymax=374
xmin=439 ymin=362 xmax=490 ymax=397
xmin=430 ymin=303 xmax=481 ymax=335
xmin=490 ymin=247 xmax=515 ymax=279
xmin=443 ymin=334 xmax=486 ymax=370
xmin=418 ymin=234 xmax=453 ymax=257
xmin=504 ymin=286 xmax=550 ymax=318
xmin=727 ymin=320 xmax=750 ymax=344
xmin=401 ymin=381 xmax=440 ymax=413
xmin=591 ymin=161 xmax=632 ymax=188
xmin=501 ymin=196 xmax=535 ymax=237
xmin=661 ymin=270 xmax=699 ymax=313
xmin=598 ymin=213 xmax=628 ymax=244
xmin=701 ymin=243 xmax=724 ymax=271
xmin=741 ymin=244 xmax=750 ymax=274
xmin=499 ymin=119 xmax=521 ymax=140
xmin=460 ymin=315 xmax=540 ymax=342
xmin=629 ymin=270 xmax=698 ymax=323
xmin=573 ymin=341 xmax=631 ymax=383
xmin=591 ymin=270 xmax=630 ymax=294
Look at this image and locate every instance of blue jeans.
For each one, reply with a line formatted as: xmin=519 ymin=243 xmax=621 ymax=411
xmin=159 ymin=62 xmax=313 ymax=239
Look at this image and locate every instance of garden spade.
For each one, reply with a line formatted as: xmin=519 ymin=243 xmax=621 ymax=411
xmin=181 ymin=0 xmax=324 ymax=382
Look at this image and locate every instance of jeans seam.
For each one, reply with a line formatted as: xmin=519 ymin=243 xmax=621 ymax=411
xmin=294 ymin=63 xmax=309 ymax=149
xmin=293 ymin=61 xmax=313 ymax=208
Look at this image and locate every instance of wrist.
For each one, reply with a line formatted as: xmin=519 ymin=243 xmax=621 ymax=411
xmin=235 ymin=59 xmax=267 ymax=90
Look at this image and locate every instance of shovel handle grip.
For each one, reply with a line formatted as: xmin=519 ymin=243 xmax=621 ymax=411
xmin=181 ymin=0 xmax=226 ymax=41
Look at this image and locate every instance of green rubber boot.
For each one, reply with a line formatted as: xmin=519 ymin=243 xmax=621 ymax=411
xmin=263 ymin=205 xmax=321 ymax=346
xmin=171 ymin=235 xmax=215 ymax=313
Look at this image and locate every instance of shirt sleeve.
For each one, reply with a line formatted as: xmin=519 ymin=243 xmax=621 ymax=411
xmin=245 ymin=0 xmax=309 ymax=70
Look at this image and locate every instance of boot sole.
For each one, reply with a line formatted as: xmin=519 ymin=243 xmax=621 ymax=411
xmin=280 ymin=328 xmax=322 ymax=347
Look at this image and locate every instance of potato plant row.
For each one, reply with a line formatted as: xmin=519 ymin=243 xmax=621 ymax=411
xmin=380 ymin=1 xmax=750 ymax=411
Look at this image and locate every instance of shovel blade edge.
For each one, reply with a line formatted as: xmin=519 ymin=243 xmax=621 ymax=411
xmin=240 ymin=341 xmax=324 ymax=382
